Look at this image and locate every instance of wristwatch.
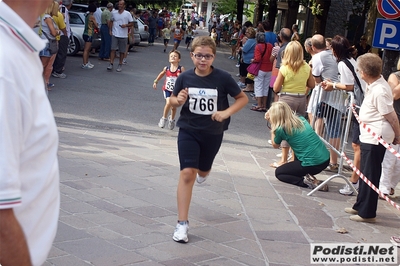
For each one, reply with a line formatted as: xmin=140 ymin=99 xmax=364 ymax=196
xmin=333 ymin=82 xmax=336 ymax=89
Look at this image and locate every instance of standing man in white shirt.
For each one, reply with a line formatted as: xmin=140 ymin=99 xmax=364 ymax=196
xmin=52 ymin=0 xmax=72 ymax=78
xmin=0 ymin=0 xmax=60 ymax=265
xmin=107 ymin=0 xmax=133 ymax=72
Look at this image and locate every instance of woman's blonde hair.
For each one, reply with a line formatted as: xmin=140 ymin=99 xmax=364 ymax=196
xmin=44 ymin=1 xmax=58 ymax=16
xmin=246 ymin=27 xmax=256 ymax=38
xmin=282 ymin=40 xmax=305 ymax=73
xmin=269 ymin=101 xmax=305 ymax=135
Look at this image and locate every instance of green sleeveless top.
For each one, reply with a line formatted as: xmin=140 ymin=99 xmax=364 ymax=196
xmin=84 ymin=13 xmax=94 ymax=37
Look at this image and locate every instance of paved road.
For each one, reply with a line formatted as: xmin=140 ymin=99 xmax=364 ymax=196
xmin=44 ymin=29 xmax=400 ymax=266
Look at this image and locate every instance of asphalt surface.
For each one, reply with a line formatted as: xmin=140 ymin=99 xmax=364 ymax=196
xmin=44 ymin=29 xmax=400 ymax=266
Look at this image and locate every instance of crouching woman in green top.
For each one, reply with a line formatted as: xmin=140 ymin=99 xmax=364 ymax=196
xmin=265 ymin=101 xmax=330 ymax=191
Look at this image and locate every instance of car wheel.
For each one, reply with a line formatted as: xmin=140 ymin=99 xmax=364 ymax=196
xmin=67 ymin=36 xmax=80 ymax=56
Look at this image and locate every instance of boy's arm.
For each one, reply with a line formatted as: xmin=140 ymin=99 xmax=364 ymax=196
xmin=170 ymin=88 xmax=188 ymax=107
xmin=211 ymin=91 xmax=248 ymax=122
xmin=153 ymin=67 xmax=166 ymax=89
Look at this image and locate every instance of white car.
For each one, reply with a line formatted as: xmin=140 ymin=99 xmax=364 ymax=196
xmin=135 ymin=17 xmax=149 ymax=42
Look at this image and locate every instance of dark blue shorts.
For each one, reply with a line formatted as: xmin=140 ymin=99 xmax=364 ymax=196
xmin=352 ymin=119 xmax=360 ymax=144
xmin=177 ymin=128 xmax=223 ymax=171
xmin=83 ymin=34 xmax=93 ymax=43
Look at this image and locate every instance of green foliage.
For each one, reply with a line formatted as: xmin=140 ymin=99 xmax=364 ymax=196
xmin=214 ymin=0 xmax=253 ymax=19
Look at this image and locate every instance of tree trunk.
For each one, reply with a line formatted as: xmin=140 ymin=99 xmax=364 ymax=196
xmin=237 ymin=0 xmax=244 ymax=24
xmin=255 ymin=2 xmax=266 ymax=25
xmin=312 ymin=0 xmax=331 ymax=35
xmin=285 ymin=0 xmax=299 ymax=28
xmin=352 ymin=0 xmax=370 ymax=44
xmin=382 ymin=50 xmax=400 ymax=80
xmin=268 ymin=0 xmax=277 ymax=30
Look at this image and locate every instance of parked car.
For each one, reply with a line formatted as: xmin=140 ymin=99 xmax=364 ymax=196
xmin=135 ymin=17 xmax=149 ymax=42
xmin=68 ymin=11 xmax=101 ymax=55
xmin=69 ymin=3 xmax=88 ymax=12
xmin=130 ymin=20 xmax=141 ymax=47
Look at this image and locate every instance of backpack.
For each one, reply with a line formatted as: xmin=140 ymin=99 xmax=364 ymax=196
xmin=341 ymin=58 xmax=364 ymax=106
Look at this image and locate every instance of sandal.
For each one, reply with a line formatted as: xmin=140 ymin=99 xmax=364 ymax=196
xmin=242 ymin=89 xmax=254 ymax=93
xmin=250 ymin=106 xmax=265 ymax=112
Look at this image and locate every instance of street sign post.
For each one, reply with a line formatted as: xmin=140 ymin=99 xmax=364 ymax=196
xmin=372 ymin=18 xmax=400 ymax=51
xmin=377 ymin=0 xmax=400 ymax=19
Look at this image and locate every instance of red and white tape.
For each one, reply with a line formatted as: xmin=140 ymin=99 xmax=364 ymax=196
xmin=351 ymin=105 xmax=400 ymax=159
xmin=346 ymin=105 xmax=400 ymax=211
xmin=340 ymin=151 xmax=400 ymax=211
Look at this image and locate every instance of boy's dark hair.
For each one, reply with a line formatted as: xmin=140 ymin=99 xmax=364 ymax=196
xmin=170 ymin=50 xmax=181 ymax=59
xmin=262 ymin=20 xmax=271 ymax=31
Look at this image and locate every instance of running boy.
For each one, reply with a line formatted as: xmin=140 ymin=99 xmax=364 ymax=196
xmin=172 ymin=21 xmax=184 ymax=50
xmin=161 ymin=23 xmax=171 ymax=53
xmin=185 ymin=25 xmax=197 ymax=50
xmin=169 ymin=36 xmax=248 ymax=243
xmin=153 ymin=50 xmax=185 ymax=130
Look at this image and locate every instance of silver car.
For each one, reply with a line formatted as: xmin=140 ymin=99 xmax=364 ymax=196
xmin=135 ymin=17 xmax=150 ymax=42
xmin=68 ymin=11 xmax=101 ymax=55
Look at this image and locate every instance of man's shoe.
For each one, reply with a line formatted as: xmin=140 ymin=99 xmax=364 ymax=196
xmin=196 ymin=173 xmax=208 ymax=184
xmin=339 ymin=182 xmax=359 ymax=196
xmin=344 ymin=207 xmax=358 ymax=214
xmin=349 ymin=215 xmax=376 ymax=223
xmin=172 ymin=221 xmax=189 ymax=243
xmin=158 ymin=117 xmax=167 ymax=128
xmin=52 ymin=72 xmax=67 ymax=78
xmin=116 ymin=64 xmax=122 ymax=72
xmin=107 ymin=63 xmax=113 ymax=71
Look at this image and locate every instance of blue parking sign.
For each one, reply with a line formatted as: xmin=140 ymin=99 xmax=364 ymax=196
xmin=372 ymin=18 xmax=400 ymax=51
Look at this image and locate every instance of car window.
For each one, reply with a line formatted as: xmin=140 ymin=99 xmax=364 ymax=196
xmin=70 ymin=13 xmax=84 ymax=25
xmin=133 ymin=21 xmax=139 ymax=30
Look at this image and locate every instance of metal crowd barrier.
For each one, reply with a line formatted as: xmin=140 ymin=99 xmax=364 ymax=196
xmin=307 ymin=88 xmax=358 ymax=196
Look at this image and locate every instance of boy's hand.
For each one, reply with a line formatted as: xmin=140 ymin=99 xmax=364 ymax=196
xmin=176 ymin=88 xmax=188 ymax=105
xmin=153 ymin=83 xmax=157 ymax=90
xmin=211 ymin=110 xmax=229 ymax=122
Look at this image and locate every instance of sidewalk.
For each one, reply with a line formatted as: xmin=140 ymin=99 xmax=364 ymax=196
xmin=45 ymin=29 xmax=400 ymax=265
xmin=45 ymin=123 xmax=400 ymax=266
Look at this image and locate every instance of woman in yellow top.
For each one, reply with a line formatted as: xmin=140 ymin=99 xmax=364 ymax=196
xmin=271 ymin=41 xmax=315 ymax=167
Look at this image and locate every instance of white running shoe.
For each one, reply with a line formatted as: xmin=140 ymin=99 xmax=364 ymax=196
xmin=167 ymin=116 xmax=175 ymax=130
xmin=172 ymin=221 xmax=189 ymax=243
xmin=158 ymin=117 xmax=167 ymax=128
xmin=196 ymin=173 xmax=208 ymax=184
xmin=339 ymin=181 xmax=359 ymax=196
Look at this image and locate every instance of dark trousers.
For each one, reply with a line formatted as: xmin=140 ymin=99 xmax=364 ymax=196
xmin=53 ymin=35 xmax=69 ymax=74
xmin=352 ymin=142 xmax=386 ymax=218
xmin=99 ymin=24 xmax=111 ymax=59
xmin=275 ymin=159 xmax=329 ymax=187
xmin=149 ymin=27 xmax=156 ymax=43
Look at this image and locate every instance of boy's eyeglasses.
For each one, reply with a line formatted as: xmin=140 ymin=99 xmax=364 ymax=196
xmin=191 ymin=53 xmax=214 ymax=60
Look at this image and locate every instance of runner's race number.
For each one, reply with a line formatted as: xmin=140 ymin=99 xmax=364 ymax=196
xmin=188 ymin=87 xmax=218 ymax=115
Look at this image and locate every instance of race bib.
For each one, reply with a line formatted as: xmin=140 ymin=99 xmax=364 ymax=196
xmin=165 ymin=76 xmax=177 ymax=91
xmin=188 ymin=87 xmax=218 ymax=115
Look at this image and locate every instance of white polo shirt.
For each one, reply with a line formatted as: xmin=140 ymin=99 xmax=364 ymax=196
xmin=359 ymin=76 xmax=395 ymax=145
xmin=0 ymin=2 xmax=60 ymax=266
